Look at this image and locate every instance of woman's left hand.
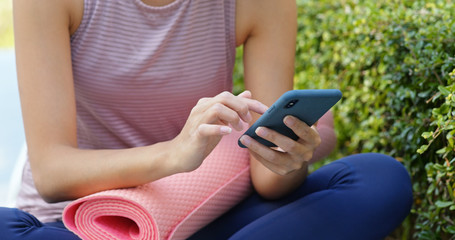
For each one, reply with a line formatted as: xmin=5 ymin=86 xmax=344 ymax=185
xmin=239 ymin=115 xmax=321 ymax=176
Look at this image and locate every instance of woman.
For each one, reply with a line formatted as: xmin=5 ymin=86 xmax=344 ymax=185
xmin=1 ymin=0 xmax=412 ymax=239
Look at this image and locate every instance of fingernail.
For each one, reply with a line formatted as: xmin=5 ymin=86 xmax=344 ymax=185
xmin=284 ymin=116 xmax=295 ymax=127
xmin=240 ymin=135 xmax=251 ymax=146
xmin=220 ymin=126 xmax=232 ymax=134
xmin=242 ymin=90 xmax=251 ymax=96
xmin=255 ymin=127 xmax=268 ymax=137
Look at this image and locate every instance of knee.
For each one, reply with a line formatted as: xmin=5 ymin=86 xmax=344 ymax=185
xmin=365 ymin=153 xmax=411 ymax=186
xmin=342 ymin=153 xmax=413 ymax=206
xmin=346 ymin=153 xmax=410 ymax=179
xmin=336 ymin=154 xmax=413 ymax=236
xmin=353 ymin=153 xmax=413 ymax=210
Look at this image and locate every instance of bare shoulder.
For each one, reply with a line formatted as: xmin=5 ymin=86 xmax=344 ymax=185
xmin=13 ymin=0 xmax=83 ymax=35
xmin=235 ymin=0 xmax=297 ymax=46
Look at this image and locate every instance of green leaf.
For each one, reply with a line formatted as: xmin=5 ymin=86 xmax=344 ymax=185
xmin=417 ymin=145 xmax=429 ymax=154
xmin=435 ymin=201 xmax=454 ymax=208
xmin=436 ymin=147 xmax=447 ymax=155
xmin=421 ymin=131 xmax=433 ymax=139
xmin=438 ymin=86 xmax=451 ymax=96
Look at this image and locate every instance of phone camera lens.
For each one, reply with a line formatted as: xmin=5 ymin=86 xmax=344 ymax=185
xmin=285 ymin=99 xmax=299 ymax=108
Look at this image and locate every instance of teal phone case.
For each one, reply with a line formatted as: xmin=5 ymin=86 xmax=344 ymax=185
xmin=238 ymin=89 xmax=342 ymax=148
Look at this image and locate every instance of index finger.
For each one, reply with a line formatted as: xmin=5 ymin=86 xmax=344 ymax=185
xmin=236 ymin=90 xmax=269 ymax=115
xmin=214 ymin=91 xmax=268 ymax=122
xmin=243 ymin=97 xmax=268 ymax=115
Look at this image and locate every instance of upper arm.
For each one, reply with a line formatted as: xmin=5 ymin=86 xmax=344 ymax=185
xmin=13 ymin=0 xmax=79 ymax=183
xmin=238 ymin=0 xmax=296 ymax=102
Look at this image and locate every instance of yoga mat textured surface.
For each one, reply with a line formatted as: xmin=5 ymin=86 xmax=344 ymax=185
xmin=63 ymin=131 xmax=251 ymax=240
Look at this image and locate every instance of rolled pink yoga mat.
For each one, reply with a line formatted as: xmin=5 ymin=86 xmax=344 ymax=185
xmin=63 ymin=131 xmax=252 ymax=240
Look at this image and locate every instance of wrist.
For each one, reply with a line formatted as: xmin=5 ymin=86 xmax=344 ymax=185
xmin=164 ymin=136 xmax=196 ymax=174
xmin=140 ymin=140 xmax=183 ymax=181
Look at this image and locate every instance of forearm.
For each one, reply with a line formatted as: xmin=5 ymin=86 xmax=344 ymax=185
xmin=30 ymin=90 xmax=268 ymax=203
xmin=31 ymin=140 xmax=178 ymax=203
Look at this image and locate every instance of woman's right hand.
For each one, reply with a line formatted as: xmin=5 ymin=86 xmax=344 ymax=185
xmin=171 ymin=91 xmax=268 ymax=173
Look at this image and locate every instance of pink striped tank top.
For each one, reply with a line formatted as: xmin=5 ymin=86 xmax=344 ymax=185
xmin=17 ymin=0 xmax=237 ymax=223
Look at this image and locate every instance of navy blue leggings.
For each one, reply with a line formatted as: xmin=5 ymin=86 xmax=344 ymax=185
xmin=0 ymin=153 xmax=412 ymax=240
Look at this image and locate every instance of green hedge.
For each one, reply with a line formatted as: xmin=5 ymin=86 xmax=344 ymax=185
xmin=293 ymin=0 xmax=455 ymax=238
xmin=234 ymin=0 xmax=455 ymax=238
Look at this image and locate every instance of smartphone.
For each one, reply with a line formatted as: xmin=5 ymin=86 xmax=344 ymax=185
xmin=238 ymin=89 xmax=342 ymax=148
